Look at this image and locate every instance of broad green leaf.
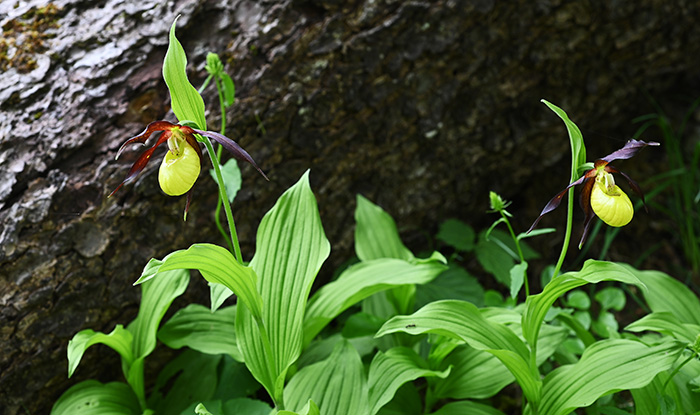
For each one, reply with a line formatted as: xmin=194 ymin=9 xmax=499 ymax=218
xmin=237 ymin=170 xmax=330 ymax=406
xmin=297 ymin=333 xmax=377 ymax=370
xmin=136 ymin=244 xmax=262 ymax=319
xmin=128 ymin=268 xmax=190 ymax=359
xmin=595 ymin=287 xmax=626 ymax=311
xmin=428 ymin=400 xmax=506 ymax=415
xmin=342 ymin=312 xmax=386 ymax=338
xmin=355 ymin=195 xmax=413 ymax=262
xmin=51 ymin=380 xmax=141 ymax=415
xmin=376 ymin=383 xmax=422 ymax=415
xmin=566 ymin=290 xmax=591 ymax=310
xmin=150 ymin=350 xmax=221 ymax=415
xmin=475 ymin=232 xmax=514 ymax=286
xmin=432 ymin=345 xmax=513 ymax=400
xmin=625 ymin=312 xmax=700 ymax=344
xmin=209 ymin=282 xmax=233 ymax=312
xmin=632 ymin=268 xmax=700 ymax=325
xmin=631 ymin=372 xmax=684 ymax=415
xmin=436 ymin=219 xmax=476 ymax=251
xmin=509 ymin=261 xmax=528 ymax=299
xmin=415 ymin=264 xmax=484 ymax=308
xmin=209 ymin=159 xmax=241 ymax=203
xmin=284 ymin=340 xmax=368 ymax=414
xmin=158 ymin=304 xmax=242 ymax=361
xmin=67 ymin=325 xmax=133 ymax=378
xmin=376 ymin=300 xmax=539 ymax=404
xmin=213 ymin=356 xmax=262 ymax=399
xmin=163 ymin=17 xmax=206 ymax=129
xmin=539 ymin=339 xmax=683 ymax=415
xmin=368 ymin=347 xmax=450 ymax=415
xmin=195 ymin=403 xmax=215 ymax=415
xmin=522 ymin=260 xmax=643 ymax=348
xmin=304 ymin=257 xmax=447 ymax=344
xmin=221 ymin=398 xmax=271 ymax=415
xmin=541 ymin=99 xmax=586 ymax=175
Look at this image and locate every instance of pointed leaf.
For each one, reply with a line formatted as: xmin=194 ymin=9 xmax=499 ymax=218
xmin=509 ymin=261 xmax=528 ymax=299
xmin=376 ymin=300 xmax=539 ymax=404
xmin=368 ymin=347 xmax=450 ymax=415
xmin=237 ymin=170 xmax=330 ymax=405
xmin=539 ymin=339 xmax=683 ymax=415
xmin=625 ymin=312 xmax=700 ymax=344
xmin=136 ymin=244 xmax=262 ymax=319
xmin=127 ymin=268 xmax=189 ymax=359
xmin=284 ymin=340 xmax=368 ymax=414
xmin=163 ymin=17 xmax=206 ymax=129
xmin=158 ymin=304 xmax=242 ymax=361
xmin=51 ymin=380 xmax=141 ymax=415
xmin=67 ymin=325 xmax=133 ymax=378
xmin=432 ymin=345 xmax=513 ymax=400
xmin=355 ymin=195 xmax=413 ymax=261
xmin=209 ymin=158 xmax=241 ymax=203
xmin=541 ymin=99 xmax=586 ymax=173
xmin=221 ymin=73 xmax=235 ymax=107
xmin=304 ymin=257 xmax=447 ymax=345
xmin=436 ymin=219 xmax=476 ymax=252
xmin=522 ymin=260 xmax=643 ymax=348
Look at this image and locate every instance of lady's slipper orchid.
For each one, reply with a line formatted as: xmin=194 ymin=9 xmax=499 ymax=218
xmin=528 ymin=139 xmax=659 ymax=247
xmin=109 ymin=120 xmax=268 ymax=209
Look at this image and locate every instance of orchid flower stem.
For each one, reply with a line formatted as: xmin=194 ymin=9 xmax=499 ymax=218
xmin=201 ymin=135 xmax=243 ymax=264
xmin=553 ymin=187 xmax=575 ymax=279
xmin=211 ymin=75 xmax=234 ymax=254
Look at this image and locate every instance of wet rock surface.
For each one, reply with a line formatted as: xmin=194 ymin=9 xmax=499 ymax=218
xmin=1 ymin=0 xmax=699 ymax=413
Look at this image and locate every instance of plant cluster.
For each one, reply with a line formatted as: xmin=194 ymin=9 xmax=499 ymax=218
xmin=52 ymin=18 xmax=700 ymax=415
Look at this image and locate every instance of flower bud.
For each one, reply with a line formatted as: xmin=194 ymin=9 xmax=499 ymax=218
xmin=590 ymin=173 xmax=633 ymax=227
xmin=158 ymin=143 xmax=201 ymax=196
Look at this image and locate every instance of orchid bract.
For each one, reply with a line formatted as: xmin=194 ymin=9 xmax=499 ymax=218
xmin=528 ymin=139 xmax=660 ymax=247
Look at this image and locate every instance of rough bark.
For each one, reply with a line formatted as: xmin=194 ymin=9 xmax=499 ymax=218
xmin=1 ymin=0 xmax=698 ymax=413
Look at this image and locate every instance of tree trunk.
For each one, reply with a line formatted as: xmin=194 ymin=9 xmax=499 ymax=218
xmin=1 ymin=0 xmax=698 ymax=413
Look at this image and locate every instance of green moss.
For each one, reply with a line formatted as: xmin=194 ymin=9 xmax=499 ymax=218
xmin=1 ymin=3 xmax=61 ymax=73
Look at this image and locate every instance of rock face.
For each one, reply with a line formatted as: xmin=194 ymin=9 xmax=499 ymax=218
xmin=1 ymin=0 xmax=698 ymax=413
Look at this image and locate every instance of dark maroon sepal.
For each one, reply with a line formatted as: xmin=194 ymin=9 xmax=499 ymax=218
xmin=600 ymin=139 xmax=660 ymax=163
xmin=194 ymin=129 xmax=269 ymax=181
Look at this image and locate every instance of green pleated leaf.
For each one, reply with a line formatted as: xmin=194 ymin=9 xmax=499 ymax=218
xmin=632 ymin=268 xmax=700 ymax=325
xmin=355 ymin=195 xmax=413 ymax=262
xmin=128 ymin=268 xmax=190 ymax=359
xmin=221 ymin=73 xmax=235 ymax=107
xmin=631 ymin=372 xmax=685 ymax=415
xmin=284 ymin=340 xmax=368 ymax=414
xmin=436 ymin=219 xmax=476 ymax=252
xmin=51 ymin=380 xmax=141 ymax=415
xmin=67 ymin=325 xmax=133 ymax=378
xmin=415 ymin=264 xmax=484 ymax=308
xmin=625 ymin=312 xmax=700 ymax=344
xmin=428 ymin=400 xmax=506 ymax=415
xmin=522 ymin=260 xmax=643 ymax=348
xmin=432 ymin=345 xmax=513 ymax=400
xmin=136 ymin=244 xmax=262 ymax=319
xmin=162 ymin=17 xmax=206 ymax=129
xmin=304 ymin=257 xmax=447 ymax=344
xmin=368 ymin=347 xmax=450 ymax=415
xmin=209 ymin=282 xmax=233 ymax=312
xmin=276 ymin=400 xmax=320 ymax=415
xmin=237 ymin=170 xmax=330 ymax=406
xmin=539 ymin=339 xmax=684 ymax=415
xmin=158 ymin=304 xmax=242 ymax=361
xmin=376 ymin=300 xmax=539 ymax=404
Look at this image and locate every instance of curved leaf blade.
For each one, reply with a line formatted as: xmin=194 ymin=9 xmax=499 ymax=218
xmin=355 ymin=195 xmax=413 ymax=262
xmin=632 ymin=268 xmax=700 ymax=325
xmin=304 ymin=257 xmax=447 ymax=344
xmin=158 ymin=304 xmax=242 ymax=361
xmin=163 ymin=17 xmax=206 ymax=129
xmin=67 ymin=325 xmax=133 ymax=378
xmin=51 ymin=380 xmax=141 ymax=415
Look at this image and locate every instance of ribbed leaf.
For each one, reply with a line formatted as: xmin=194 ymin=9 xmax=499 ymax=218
xmin=368 ymin=347 xmax=450 ymax=415
xmin=626 ymin=312 xmax=700 ymax=344
xmin=432 ymin=345 xmax=513 ymax=400
xmin=522 ymin=260 xmax=642 ymax=348
xmin=276 ymin=400 xmax=320 ymax=415
xmin=355 ymin=195 xmax=413 ymax=262
xmin=541 ymin=99 xmax=586 ymax=172
xmin=67 ymin=325 xmax=133 ymax=378
xmin=162 ymin=17 xmax=206 ymax=129
xmin=632 ymin=268 xmax=700 ymax=325
xmin=128 ymin=268 xmax=190 ymax=359
xmin=631 ymin=372 xmax=684 ymax=415
xmin=237 ymin=170 xmax=330 ymax=406
xmin=428 ymin=400 xmax=506 ymax=415
xmin=158 ymin=304 xmax=242 ymax=362
xmin=376 ymin=300 xmax=539 ymax=404
xmin=51 ymin=380 xmax=141 ymax=415
xmin=304 ymin=258 xmax=447 ymax=345
xmin=284 ymin=340 xmax=368 ymax=414
xmin=539 ymin=339 xmax=683 ymax=415
xmin=137 ymin=244 xmax=262 ymax=318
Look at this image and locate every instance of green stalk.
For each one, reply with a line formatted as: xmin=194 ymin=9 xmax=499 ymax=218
xmin=211 ymin=76 xmax=234 ymax=253
xmin=500 ymin=211 xmax=528 ymax=296
xmin=201 ymin=135 xmax=243 ymax=264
